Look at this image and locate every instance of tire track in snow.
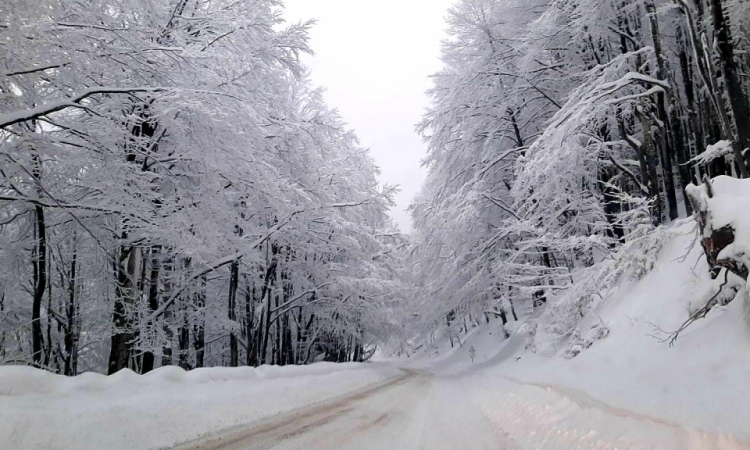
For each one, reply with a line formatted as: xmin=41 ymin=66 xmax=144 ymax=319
xmin=169 ymin=371 xmax=416 ymax=450
xmin=170 ymin=370 xmax=509 ymax=450
xmin=465 ymin=373 xmax=750 ymax=450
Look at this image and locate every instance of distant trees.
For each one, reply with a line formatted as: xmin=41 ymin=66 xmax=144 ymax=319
xmin=408 ymin=0 xmax=750 ymax=348
xmin=0 ymin=0 xmax=403 ymax=374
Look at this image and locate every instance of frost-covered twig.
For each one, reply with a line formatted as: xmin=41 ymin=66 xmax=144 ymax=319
xmin=662 ymin=269 xmax=730 ymax=346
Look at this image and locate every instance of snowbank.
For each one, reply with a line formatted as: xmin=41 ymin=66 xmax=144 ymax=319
xmin=408 ymin=219 xmax=750 ymax=445
xmin=0 ymin=362 xmax=401 ymax=450
xmin=687 ymin=175 xmax=750 ymax=285
xmin=500 ymin=220 xmax=750 ymax=442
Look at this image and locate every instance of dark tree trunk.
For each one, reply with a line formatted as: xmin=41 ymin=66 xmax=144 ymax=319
xmin=63 ymin=239 xmax=79 ymax=376
xmin=600 ymin=166 xmax=625 ymax=242
xmin=161 ymin=257 xmax=174 ymax=368
xmin=31 ymin=203 xmax=46 ymax=366
xmin=0 ymin=293 xmax=5 ymax=360
xmin=142 ymin=246 xmax=161 ymax=373
xmin=193 ymin=276 xmax=206 ymax=368
xmin=227 ymin=260 xmax=239 ymax=367
xmin=509 ymin=298 xmax=518 ymax=321
xmin=108 ymin=246 xmax=142 ymax=374
xmin=678 ymin=0 xmax=748 ymax=178
xmin=44 ymin=269 xmax=53 ymax=369
xmin=353 ymin=338 xmax=361 ymax=362
xmin=710 ymin=0 xmax=750 ymax=177
xmin=178 ymin=310 xmax=190 ymax=370
xmin=30 ymin=152 xmax=47 ymax=366
xmin=678 ymin=22 xmax=705 ymax=184
xmin=646 ymin=2 xmax=679 ymax=220
xmin=260 ymin=252 xmax=278 ymax=365
xmin=283 ymin=314 xmax=293 ymax=365
xmin=245 ymin=282 xmax=256 ymax=367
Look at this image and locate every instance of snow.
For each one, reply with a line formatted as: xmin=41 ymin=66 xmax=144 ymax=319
xmin=406 ymin=219 xmax=750 ymax=447
xmin=689 ymin=175 xmax=750 ymax=230
xmin=687 ymin=175 xmax=750 ymax=292
xmin=0 ymin=87 xmax=166 ymax=128
xmin=689 ymin=140 xmax=734 ymax=166
xmin=5 ymin=216 xmax=750 ymax=450
xmin=0 ymin=362 xmax=400 ymax=450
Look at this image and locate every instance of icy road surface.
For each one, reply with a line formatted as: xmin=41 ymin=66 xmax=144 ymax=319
xmin=171 ymin=369 xmax=749 ymax=450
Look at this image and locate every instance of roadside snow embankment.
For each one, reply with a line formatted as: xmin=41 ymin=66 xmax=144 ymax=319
xmin=0 ymin=362 xmax=400 ymax=450
xmin=479 ymin=218 xmax=750 ymax=445
xmin=404 ymin=184 xmax=750 ymax=447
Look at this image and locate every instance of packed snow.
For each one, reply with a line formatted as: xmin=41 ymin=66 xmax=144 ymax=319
xmin=0 ymin=362 xmax=400 ymax=450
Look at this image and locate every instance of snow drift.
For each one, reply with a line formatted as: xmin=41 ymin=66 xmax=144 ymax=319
xmin=0 ymin=362 xmax=400 ymax=450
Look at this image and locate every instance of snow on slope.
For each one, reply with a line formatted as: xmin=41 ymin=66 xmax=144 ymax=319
xmin=0 ymin=362 xmax=400 ymax=450
xmin=398 ymin=319 xmax=512 ymax=371
xmin=494 ymin=219 xmax=750 ymax=443
xmin=407 ymin=219 xmax=750 ymax=446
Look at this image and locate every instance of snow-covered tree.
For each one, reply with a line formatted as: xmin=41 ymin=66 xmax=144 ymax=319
xmin=408 ymin=0 xmax=750 ymax=354
xmin=1 ymin=0 xmax=400 ymax=374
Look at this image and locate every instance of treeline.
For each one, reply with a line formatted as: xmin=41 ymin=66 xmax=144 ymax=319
xmin=0 ymin=0 xmax=405 ymax=375
xmin=408 ymin=0 xmax=750 ymax=346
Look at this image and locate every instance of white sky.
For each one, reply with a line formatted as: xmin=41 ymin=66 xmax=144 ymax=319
xmin=282 ymin=0 xmax=454 ymax=233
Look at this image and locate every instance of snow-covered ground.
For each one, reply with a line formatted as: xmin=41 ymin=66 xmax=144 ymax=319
xmin=404 ymin=219 xmax=750 ymax=448
xmin=5 ymin=220 xmax=750 ymax=450
xmin=0 ymin=362 xmax=400 ymax=450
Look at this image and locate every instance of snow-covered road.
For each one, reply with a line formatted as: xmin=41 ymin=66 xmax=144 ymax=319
xmin=5 ymin=358 xmax=750 ymax=449
xmin=173 ymin=369 xmax=509 ymax=450
xmin=172 ymin=368 xmax=750 ymax=450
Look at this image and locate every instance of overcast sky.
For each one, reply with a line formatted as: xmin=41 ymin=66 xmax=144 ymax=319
xmin=282 ymin=0 xmax=454 ymax=233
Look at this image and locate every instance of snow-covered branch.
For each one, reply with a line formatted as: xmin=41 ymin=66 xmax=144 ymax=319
xmin=0 ymin=87 xmax=168 ymax=129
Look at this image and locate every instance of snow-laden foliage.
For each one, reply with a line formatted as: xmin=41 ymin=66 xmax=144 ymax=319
xmin=408 ymin=0 xmax=750 ymax=355
xmin=0 ymin=0 xmax=407 ymax=374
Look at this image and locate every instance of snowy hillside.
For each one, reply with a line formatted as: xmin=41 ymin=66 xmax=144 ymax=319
xmin=405 ymin=219 xmax=750 ymax=446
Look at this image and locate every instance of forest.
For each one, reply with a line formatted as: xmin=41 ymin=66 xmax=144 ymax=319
xmin=3 ymin=0 xmax=750 ymax=377
xmin=0 ymin=0 xmax=408 ymax=375
xmin=406 ymin=0 xmax=750 ymax=353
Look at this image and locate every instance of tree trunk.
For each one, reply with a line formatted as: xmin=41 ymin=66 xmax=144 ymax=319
xmin=647 ymin=2 xmax=679 ymax=220
xmin=63 ymin=237 xmax=79 ymax=376
xmin=678 ymin=22 xmax=705 ymax=182
xmin=245 ymin=281 xmax=256 ymax=367
xmin=0 ymin=293 xmax=5 ymax=360
xmin=676 ymin=0 xmax=748 ymax=177
xmin=227 ymin=260 xmax=239 ymax=367
xmin=31 ymin=203 xmax=46 ymax=366
xmin=108 ymin=245 xmax=143 ymax=374
xmin=178 ymin=309 xmax=190 ymax=370
xmin=161 ymin=256 xmax=174 ymax=368
xmin=142 ymin=246 xmax=161 ymax=373
xmin=193 ymin=275 xmax=206 ymax=368
xmin=260 ymin=254 xmax=278 ymax=365
xmin=710 ymin=0 xmax=750 ymax=177
xmin=30 ymin=152 xmax=47 ymax=366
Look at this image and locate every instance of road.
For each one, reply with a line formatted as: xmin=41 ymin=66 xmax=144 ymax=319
xmin=172 ymin=367 xmax=750 ymax=450
xmin=172 ymin=370 xmax=512 ymax=450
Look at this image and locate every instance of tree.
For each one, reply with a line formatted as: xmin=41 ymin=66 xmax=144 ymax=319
xmin=1 ymin=0 xmax=398 ymax=374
